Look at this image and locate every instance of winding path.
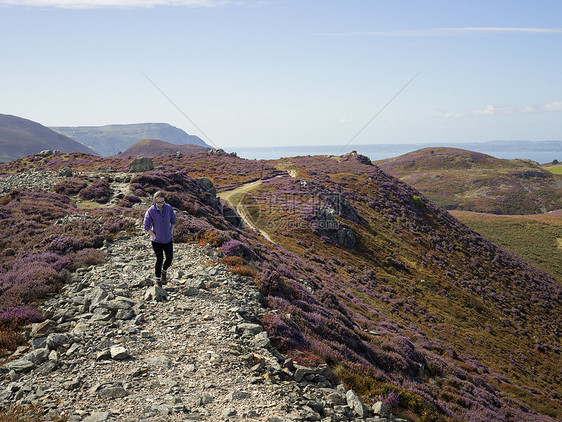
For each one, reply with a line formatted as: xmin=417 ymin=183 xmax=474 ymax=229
xmin=218 ymin=180 xmax=275 ymax=243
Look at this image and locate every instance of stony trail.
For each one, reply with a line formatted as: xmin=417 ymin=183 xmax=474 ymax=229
xmin=0 ymin=231 xmax=401 ymax=422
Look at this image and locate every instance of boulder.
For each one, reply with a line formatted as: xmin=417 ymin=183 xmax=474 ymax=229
xmin=144 ymin=285 xmax=169 ymax=302
xmin=129 ymin=157 xmax=154 ymax=173
xmin=346 ymin=389 xmax=367 ymax=418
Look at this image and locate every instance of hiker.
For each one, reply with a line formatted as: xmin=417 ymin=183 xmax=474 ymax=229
xmin=144 ymin=191 xmax=176 ymax=287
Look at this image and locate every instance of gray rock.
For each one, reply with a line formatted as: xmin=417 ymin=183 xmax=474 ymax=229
xmin=58 ymin=167 xmax=73 ymax=177
xmin=65 ymin=343 xmax=80 ymax=356
xmin=30 ymin=320 xmax=56 ymax=338
xmin=129 ymin=157 xmax=154 ymax=173
xmin=323 ymin=389 xmax=347 ymax=406
xmin=182 ymin=286 xmax=199 ymax=296
xmin=346 ymin=389 xmax=367 ymax=418
xmin=98 ymin=386 xmax=129 ymax=399
xmin=110 ymin=345 xmax=130 ymax=360
xmin=115 ymin=309 xmax=135 ymax=320
xmin=152 ymin=404 xmax=172 ymax=416
xmin=186 ymin=279 xmax=207 ymax=290
xmin=144 ymin=285 xmax=169 ymax=302
xmin=30 ymin=337 xmax=47 ymax=350
xmin=196 ymin=394 xmax=214 ymax=406
xmin=226 ymin=390 xmax=250 ymax=400
xmin=237 ymin=323 xmax=263 ymax=335
xmin=254 ymin=331 xmax=271 ymax=348
xmin=96 ymin=349 xmax=112 ymax=361
xmin=83 ymin=412 xmax=110 ymax=422
xmin=35 ymin=360 xmax=57 ymax=375
xmin=62 ymin=379 xmax=81 ymax=390
xmin=222 ymin=408 xmax=237 ymax=417
xmin=99 ymin=296 xmax=136 ymax=310
xmin=373 ymin=401 xmax=389 ymax=418
xmin=288 ymin=407 xmax=321 ymax=421
xmin=89 ymin=287 xmax=110 ymax=310
xmin=23 ymin=348 xmax=49 ymax=365
xmin=72 ymin=322 xmax=90 ymax=335
xmin=46 ymin=333 xmax=71 ymax=350
xmin=145 ymin=356 xmax=172 ymax=368
xmin=4 ymin=359 xmax=35 ymax=373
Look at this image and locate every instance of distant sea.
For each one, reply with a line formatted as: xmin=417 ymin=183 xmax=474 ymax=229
xmin=229 ymin=140 xmax=562 ymax=164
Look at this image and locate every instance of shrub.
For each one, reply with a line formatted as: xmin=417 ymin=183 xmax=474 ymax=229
xmin=78 ymin=178 xmax=111 ymax=203
xmin=220 ymin=239 xmax=252 ymax=259
xmin=196 ymin=230 xmax=226 ymax=247
xmin=0 ymin=306 xmax=43 ymax=323
xmin=219 ymin=256 xmax=246 ymax=267
xmin=52 ymin=178 xmax=88 ymax=195
xmin=71 ymin=248 xmax=106 ymax=269
xmin=0 ymin=403 xmax=68 ymax=422
xmin=229 ymin=264 xmax=258 ymax=278
xmin=0 ymin=319 xmax=28 ymax=354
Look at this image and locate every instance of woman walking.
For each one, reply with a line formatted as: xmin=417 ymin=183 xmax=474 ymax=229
xmin=144 ymin=191 xmax=176 ymax=287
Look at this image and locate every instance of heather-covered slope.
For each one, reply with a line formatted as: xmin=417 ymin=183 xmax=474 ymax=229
xmin=0 ymin=152 xmax=560 ymax=421
xmin=51 ymin=123 xmax=209 ymax=156
xmin=119 ymin=138 xmax=210 ymax=157
xmin=0 ymin=114 xmax=98 ymax=162
xmin=374 ymin=147 xmax=562 ymax=214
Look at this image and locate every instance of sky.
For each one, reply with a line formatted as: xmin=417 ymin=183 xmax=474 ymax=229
xmin=1 ymin=0 xmax=562 ymax=150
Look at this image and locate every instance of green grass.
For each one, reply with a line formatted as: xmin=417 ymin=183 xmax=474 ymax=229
xmin=453 ymin=212 xmax=562 ymax=280
xmin=544 ymin=164 xmax=562 ymax=175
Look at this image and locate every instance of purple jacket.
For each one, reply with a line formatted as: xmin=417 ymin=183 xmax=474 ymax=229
xmin=143 ymin=203 xmax=176 ymax=244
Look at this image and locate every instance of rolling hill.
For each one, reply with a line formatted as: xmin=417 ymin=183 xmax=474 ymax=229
xmin=374 ymin=147 xmax=562 ymax=214
xmin=120 ymin=138 xmax=210 ymax=157
xmin=0 ymin=151 xmax=560 ymax=421
xmin=0 ymin=114 xmax=98 ymax=162
xmin=51 ymin=122 xmax=209 ymax=156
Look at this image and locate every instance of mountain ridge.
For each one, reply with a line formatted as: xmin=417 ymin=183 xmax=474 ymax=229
xmin=51 ymin=123 xmax=209 ymax=157
xmin=0 ymin=114 xmax=98 ymax=163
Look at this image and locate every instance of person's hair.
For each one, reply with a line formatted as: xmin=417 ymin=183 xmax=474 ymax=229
xmin=153 ymin=191 xmax=166 ymax=204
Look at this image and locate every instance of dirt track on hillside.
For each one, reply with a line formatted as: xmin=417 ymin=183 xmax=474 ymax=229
xmin=218 ymin=180 xmax=274 ymax=243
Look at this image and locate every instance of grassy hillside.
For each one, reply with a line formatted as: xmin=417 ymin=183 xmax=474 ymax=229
xmin=1 ymin=151 xmax=560 ymax=421
xmin=452 ymin=210 xmax=562 ymax=280
xmin=375 ymin=147 xmax=562 ymax=214
xmin=544 ymin=164 xmax=562 ymax=175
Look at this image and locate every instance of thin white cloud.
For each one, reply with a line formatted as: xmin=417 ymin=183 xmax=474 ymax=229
xmin=0 ymin=0 xmax=249 ymax=8
xmin=544 ymin=101 xmax=562 ymax=112
xmin=320 ymin=27 xmax=562 ymax=37
xmin=443 ymin=101 xmax=562 ymax=118
xmin=443 ymin=111 xmax=465 ymax=119
xmin=439 ymin=27 xmax=562 ymax=34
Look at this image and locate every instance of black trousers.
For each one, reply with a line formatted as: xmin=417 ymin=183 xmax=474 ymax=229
xmin=151 ymin=241 xmax=173 ymax=278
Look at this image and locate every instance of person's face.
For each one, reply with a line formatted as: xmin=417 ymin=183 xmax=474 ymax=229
xmin=155 ymin=198 xmax=165 ymax=207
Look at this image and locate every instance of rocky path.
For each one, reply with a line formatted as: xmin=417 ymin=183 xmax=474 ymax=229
xmin=0 ymin=231 xmax=403 ymax=422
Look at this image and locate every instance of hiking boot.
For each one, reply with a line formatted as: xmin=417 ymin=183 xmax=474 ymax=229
xmin=154 ymin=278 xmax=162 ymax=288
xmin=161 ymin=271 xmax=167 ymax=285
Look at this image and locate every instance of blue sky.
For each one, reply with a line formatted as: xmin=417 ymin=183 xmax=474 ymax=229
xmin=1 ymin=0 xmax=561 ymax=149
